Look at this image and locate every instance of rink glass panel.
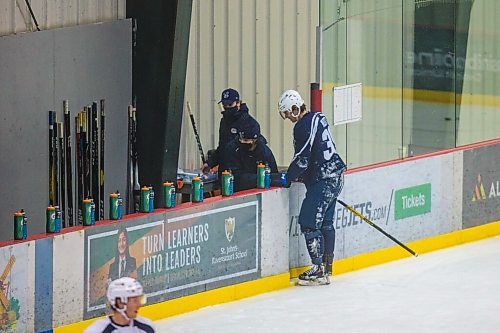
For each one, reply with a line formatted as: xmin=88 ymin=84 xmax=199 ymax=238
xmin=321 ymin=0 xmax=500 ymax=168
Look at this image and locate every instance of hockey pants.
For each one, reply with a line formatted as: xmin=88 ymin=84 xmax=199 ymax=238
xmin=299 ymin=175 xmax=344 ymax=265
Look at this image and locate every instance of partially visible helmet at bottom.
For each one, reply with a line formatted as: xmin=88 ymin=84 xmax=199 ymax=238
xmin=107 ymin=277 xmax=145 ymax=308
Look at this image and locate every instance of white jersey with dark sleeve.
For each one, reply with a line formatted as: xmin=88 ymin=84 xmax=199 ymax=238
xmin=83 ymin=316 xmax=156 ymax=333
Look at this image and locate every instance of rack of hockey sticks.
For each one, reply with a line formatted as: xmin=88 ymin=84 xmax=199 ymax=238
xmin=48 ymin=99 xmax=106 ymax=227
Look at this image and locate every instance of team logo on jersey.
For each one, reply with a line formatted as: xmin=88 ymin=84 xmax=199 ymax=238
xmin=231 ymin=128 xmax=237 ymax=134
xmin=225 ymin=217 xmax=235 ymax=242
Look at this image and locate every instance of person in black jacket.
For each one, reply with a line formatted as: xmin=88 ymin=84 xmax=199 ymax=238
xmin=224 ymin=122 xmax=283 ymax=192
xmin=202 ymin=88 xmax=262 ymax=174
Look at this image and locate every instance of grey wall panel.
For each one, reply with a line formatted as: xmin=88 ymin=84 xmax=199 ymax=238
xmin=0 ymin=29 xmax=55 ymax=240
xmin=0 ymin=19 xmax=131 ymax=241
xmin=53 ymin=20 xmax=131 ymax=224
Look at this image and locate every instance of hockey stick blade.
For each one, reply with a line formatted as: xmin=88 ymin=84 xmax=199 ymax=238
xmin=337 ymin=199 xmax=418 ymax=257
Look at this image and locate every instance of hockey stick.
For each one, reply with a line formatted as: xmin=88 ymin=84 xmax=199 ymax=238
xmin=64 ymin=101 xmax=74 ymax=227
xmin=91 ymin=102 xmax=99 ymax=219
xmin=186 ymin=102 xmax=206 ymax=164
xmin=126 ymin=105 xmax=133 ymax=214
xmin=131 ymin=107 xmax=140 ymax=213
xmin=76 ymin=112 xmax=84 ymax=224
xmin=83 ymin=107 xmax=90 ymax=200
xmin=79 ymin=111 xmax=85 ymax=222
xmin=58 ymin=122 xmax=66 ymax=228
xmin=99 ymin=99 xmax=105 ymax=220
xmin=337 ymin=200 xmax=418 ymax=257
xmin=24 ymin=0 xmax=40 ymax=31
xmin=125 ymin=102 xmax=140 ymax=213
xmin=49 ymin=111 xmax=55 ymax=206
xmin=54 ymin=117 xmax=59 ymax=207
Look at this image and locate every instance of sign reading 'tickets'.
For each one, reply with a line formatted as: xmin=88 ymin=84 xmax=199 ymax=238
xmin=394 ymin=183 xmax=432 ymax=220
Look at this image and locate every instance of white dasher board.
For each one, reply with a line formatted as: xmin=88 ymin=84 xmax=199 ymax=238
xmin=333 ymin=83 xmax=362 ymax=125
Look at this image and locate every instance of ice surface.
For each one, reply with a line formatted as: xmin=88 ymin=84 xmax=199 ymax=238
xmin=155 ymin=237 xmax=500 ymax=333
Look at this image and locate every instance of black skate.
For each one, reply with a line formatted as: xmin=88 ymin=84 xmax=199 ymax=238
xmin=297 ymin=264 xmax=330 ymax=286
xmin=323 ymin=254 xmax=334 ymax=278
xmin=324 ymin=262 xmax=332 ymax=277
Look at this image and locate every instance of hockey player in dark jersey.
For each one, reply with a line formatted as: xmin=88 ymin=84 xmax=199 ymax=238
xmin=278 ymin=90 xmax=346 ymax=285
xmin=84 ymin=277 xmax=155 ymax=332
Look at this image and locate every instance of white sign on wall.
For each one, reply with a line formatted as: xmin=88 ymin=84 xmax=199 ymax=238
xmin=333 ymin=83 xmax=362 ymax=125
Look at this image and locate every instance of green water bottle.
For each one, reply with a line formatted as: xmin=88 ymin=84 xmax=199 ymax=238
xmin=140 ymin=186 xmax=150 ymax=213
xmin=163 ymin=182 xmax=176 ymax=208
xmin=83 ymin=199 xmax=95 ymax=226
xmin=109 ymin=192 xmax=123 ymax=220
xmin=191 ymin=176 xmax=203 ymax=203
xmin=46 ymin=206 xmax=56 ymax=233
xmin=221 ymin=170 xmax=234 ymax=196
xmin=14 ymin=211 xmax=24 ymax=240
xmin=257 ymin=163 xmax=266 ymax=188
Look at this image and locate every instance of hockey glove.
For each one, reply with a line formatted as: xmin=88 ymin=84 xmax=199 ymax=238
xmin=270 ymin=173 xmax=291 ymax=188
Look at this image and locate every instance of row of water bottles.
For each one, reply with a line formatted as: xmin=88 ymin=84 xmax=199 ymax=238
xmin=12 ymin=192 xmax=124 ymax=240
xmin=139 ymin=182 xmax=177 ymax=212
xmin=12 ymin=167 xmax=286 ymax=240
xmin=220 ymin=162 xmax=287 ymax=199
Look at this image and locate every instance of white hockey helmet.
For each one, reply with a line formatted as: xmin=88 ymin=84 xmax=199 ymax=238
xmin=107 ymin=277 xmax=145 ymax=308
xmin=278 ymin=90 xmax=304 ymax=119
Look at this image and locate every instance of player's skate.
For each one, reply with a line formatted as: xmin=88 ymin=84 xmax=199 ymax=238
xmin=297 ymin=264 xmax=330 ymax=286
xmin=323 ymin=254 xmax=334 ymax=282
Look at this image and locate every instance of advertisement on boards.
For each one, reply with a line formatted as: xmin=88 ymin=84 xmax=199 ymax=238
xmin=84 ymin=195 xmax=260 ymax=319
